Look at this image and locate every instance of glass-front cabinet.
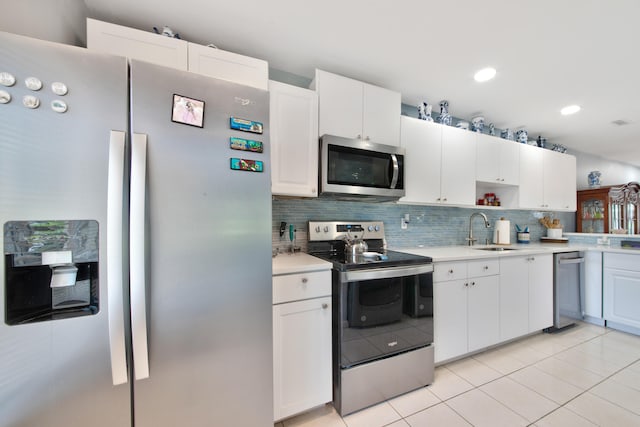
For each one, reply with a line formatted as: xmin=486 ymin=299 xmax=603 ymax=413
xmin=608 ymin=182 xmax=640 ymax=234
xmin=577 ymin=187 xmax=611 ymax=233
xmin=577 ymin=183 xmax=640 ymax=234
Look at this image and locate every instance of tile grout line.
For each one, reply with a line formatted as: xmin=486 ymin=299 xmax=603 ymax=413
xmin=396 ymin=325 xmax=628 ymax=426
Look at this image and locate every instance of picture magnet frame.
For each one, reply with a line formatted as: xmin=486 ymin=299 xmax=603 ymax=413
xmin=171 ymin=94 xmax=204 ymax=128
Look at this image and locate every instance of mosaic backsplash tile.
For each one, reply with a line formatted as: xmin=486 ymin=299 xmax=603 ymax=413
xmin=272 ymin=198 xmax=576 ymax=253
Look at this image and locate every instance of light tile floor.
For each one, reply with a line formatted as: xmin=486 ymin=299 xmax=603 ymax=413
xmin=275 ymin=322 xmax=640 ymax=427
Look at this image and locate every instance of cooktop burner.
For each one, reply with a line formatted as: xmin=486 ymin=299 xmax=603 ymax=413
xmin=307 ymin=221 xmax=432 ymax=271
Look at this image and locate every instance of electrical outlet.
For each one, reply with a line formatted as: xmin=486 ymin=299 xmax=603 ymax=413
xmin=401 ymin=218 xmax=408 ymax=230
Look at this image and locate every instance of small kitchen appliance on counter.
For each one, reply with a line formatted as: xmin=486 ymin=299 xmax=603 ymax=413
xmin=308 ymin=221 xmax=434 ymax=415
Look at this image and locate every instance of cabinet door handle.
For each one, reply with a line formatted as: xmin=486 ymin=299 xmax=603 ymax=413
xmin=301 ymin=277 xmax=308 ymax=284
xmin=471 ymin=281 xmax=476 ymax=286
xmin=443 ymin=198 xmax=448 ymax=202
xmin=436 ymin=198 xmax=441 ymax=202
xmin=484 ymin=265 xmax=489 ymax=270
xmin=449 ymin=269 xmax=454 ymax=274
xmin=357 ymin=134 xmax=362 ymax=139
xmin=322 ymin=303 xmax=329 ymax=309
xmin=464 ymin=282 xmax=469 ymax=287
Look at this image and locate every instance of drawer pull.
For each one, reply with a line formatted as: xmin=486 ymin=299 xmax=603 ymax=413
xmin=484 ymin=266 xmax=489 ymax=270
xmin=449 ymin=269 xmax=454 ymax=274
xmin=322 ymin=303 xmax=329 ymax=309
xmin=301 ymin=278 xmax=308 ymax=284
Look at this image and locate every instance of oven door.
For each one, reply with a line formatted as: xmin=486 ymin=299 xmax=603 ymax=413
xmin=338 ymin=264 xmax=433 ymax=369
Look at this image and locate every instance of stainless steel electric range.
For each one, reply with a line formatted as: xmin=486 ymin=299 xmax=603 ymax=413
xmin=308 ymin=221 xmax=434 ymax=416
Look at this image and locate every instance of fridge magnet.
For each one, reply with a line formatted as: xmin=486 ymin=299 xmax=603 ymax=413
xmin=171 ymin=94 xmax=204 ymax=128
xmin=22 ymin=95 xmax=40 ymax=109
xmin=230 ymin=137 xmax=263 ymax=153
xmin=51 ymin=99 xmax=68 ymax=113
xmin=230 ymin=117 xmax=263 ymax=134
xmin=230 ymin=158 xmax=264 ymax=172
xmin=25 ymin=77 xmax=43 ymax=91
xmin=0 ymin=71 xmax=16 ymax=87
xmin=0 ymin=89 xmax=10 ymax=104
xmin=51 ymin=82 xmax=68 ymax=96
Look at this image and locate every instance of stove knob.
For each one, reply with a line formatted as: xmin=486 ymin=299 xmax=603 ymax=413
xmin=323 ymin=226 xmax=329 ymax=233
xmin=315 ymin=226 xmax=320 ymax=233
xmin=375 ymin=225 xmax=380 ymax=232
xmin=368 ymin=225 xmax=374 ymax=232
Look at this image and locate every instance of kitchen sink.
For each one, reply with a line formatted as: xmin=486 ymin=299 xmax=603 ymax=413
xmin=473 ymin=247 xmax=518 ymax=251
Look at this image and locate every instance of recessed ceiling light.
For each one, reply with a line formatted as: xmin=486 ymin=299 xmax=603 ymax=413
xmin=561 ymin=105 xmax=581 ymax=115
xmin=474 ymin=67 xmax=496 ymax=82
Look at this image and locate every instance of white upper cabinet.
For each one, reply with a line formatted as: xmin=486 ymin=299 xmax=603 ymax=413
xmin=399 ymin=117 xmax=442 ymax=204
xmin=269 ymin=81 xmax=319 ymax=197
xmin=87 ymin=18 xmax=188 ymax=70
xmin=87 ymin=19 xmax=268 ymax=89
xmin=362 ymin=83 xmax=402 ymax=145
xmin=187 ymin=43 xmax=268 ymax=90
xmin=519 ymin=144 xmax=576 ymax=211
xmin=313 ymin=69 xmax=401 ymax=146
xmin=440 ymin=126 xmax=477 ymax=206
xmin=399 ymin=117 xmax=475 ymax=206
xmin=543 ymin=149 xmax=577 ymax=210
xmin=476 ymin=133 xmax=520 ymax=185
xmin=518 ymin=143 xmax=546 ymax=209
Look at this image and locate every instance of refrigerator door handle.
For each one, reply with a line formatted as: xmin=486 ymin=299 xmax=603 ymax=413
xmin=107 ymin=130 xmax=129 ymax=385
xmin=130 ymin=132 xmax=150 ymax=380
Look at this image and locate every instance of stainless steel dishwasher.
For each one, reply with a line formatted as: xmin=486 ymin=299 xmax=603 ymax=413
xmin=546 ymin=252 xmax=585 ymax=332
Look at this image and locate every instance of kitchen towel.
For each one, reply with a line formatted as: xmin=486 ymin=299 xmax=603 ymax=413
xmin=493 ymin=218 xmax=510 ymax=245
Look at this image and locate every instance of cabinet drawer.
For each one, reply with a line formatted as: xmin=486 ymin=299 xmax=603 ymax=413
xmin=273 ymin=270 xmax=331 ymax=304
xmin=434 ymin=262 xmax=467 ymax=282
xmin=468 ymin=259 xmax=499 ymax=277
xmin=604 ymin=252 xmax=640 ymax=272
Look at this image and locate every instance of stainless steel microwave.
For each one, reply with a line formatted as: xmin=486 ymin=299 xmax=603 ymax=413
xmin=319 ymin=135 xmax=405 ymax=200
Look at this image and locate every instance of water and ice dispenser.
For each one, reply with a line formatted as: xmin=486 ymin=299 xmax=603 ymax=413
xmin=4 ymin=220 xmax=99 ymax=325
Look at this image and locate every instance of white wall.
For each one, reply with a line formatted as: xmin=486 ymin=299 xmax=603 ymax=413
xmin=572 ymin=150 xmax=640 ymax=190
xmin=0 ymin=0 xmax=88 ymax=46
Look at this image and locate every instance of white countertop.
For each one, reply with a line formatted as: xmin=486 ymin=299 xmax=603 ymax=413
xmin=272 ymin=243 xmax=640 ymax=271
xmin=395 ymin=243 xmax=640 ymax=262
xmin=272 ymin=252 xmax=332 ymax=275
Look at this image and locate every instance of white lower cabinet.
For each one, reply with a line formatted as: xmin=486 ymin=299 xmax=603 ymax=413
xmin=499 ymin=254 xmax=553 ymax=339
xmin=272 ymin=270 xmax=332 ymax=421
xmin=498 ymin=257 xmax=529 ymax=341
xmin=603 ymin=252 xmax=640 ymax=330
xmin=528 ymin=254 xmax=554 ymax=332
xmin=433 ymin=259 xmax=499 ymax=363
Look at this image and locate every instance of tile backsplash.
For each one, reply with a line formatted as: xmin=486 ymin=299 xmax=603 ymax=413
xmin=272 ymin=198 xmax=576 ymax=253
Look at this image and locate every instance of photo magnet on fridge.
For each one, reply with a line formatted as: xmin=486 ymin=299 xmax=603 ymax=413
xmin=171 ymin=94 xmax=204 ymax=128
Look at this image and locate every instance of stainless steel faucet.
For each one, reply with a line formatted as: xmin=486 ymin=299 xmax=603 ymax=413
xmin=467 ymin=212 xmax=491 ymax=246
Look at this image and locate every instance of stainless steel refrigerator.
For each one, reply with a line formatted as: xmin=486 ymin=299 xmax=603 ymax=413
xmin=0 ymin=31 xmax=273 ymax=427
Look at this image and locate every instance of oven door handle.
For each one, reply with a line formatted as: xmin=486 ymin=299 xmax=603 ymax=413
xmin=340 ymin=264 xmax=434 ymax=282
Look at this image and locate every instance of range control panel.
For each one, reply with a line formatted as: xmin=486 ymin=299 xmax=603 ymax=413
xmin=308 ymin=221 xmax=385 ymax=241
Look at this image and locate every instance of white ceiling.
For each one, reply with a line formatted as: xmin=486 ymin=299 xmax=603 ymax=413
xmin=84 ymin=0 xmax=640 ymax=166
